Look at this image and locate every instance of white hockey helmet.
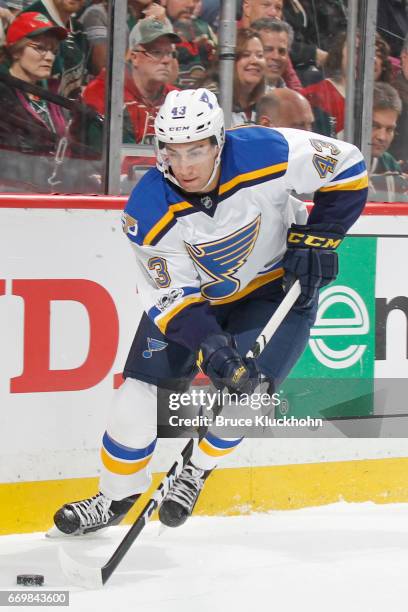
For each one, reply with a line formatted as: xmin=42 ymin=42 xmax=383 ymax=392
xmin=154 ymin=88 xmax=225 ymax=189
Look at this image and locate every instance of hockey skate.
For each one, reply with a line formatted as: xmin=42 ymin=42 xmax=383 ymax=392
xmin=50 ymin=492 xmax=139 ymax=536
xmin=159 ymin=461 xmax=212 ymax=528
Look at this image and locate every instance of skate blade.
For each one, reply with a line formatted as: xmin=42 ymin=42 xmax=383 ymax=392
xmin=45 ymin=526 xmax=106 ymax=539
xmin=46 ymin=526 xmax=76 ymax=539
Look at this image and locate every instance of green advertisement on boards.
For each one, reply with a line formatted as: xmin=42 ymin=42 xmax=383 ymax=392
xmin=278 ymin=236 xmax=377 ymax=420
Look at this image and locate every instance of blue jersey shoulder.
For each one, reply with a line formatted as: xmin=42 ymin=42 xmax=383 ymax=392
xmin=124 ymin=167 xmax=194 ymax=246
xmin=220 ymin=126 xmax=289 ymax=193
xmin=223 ymin=126 xmax=289 ymax=173
xmin=124 ymin=168 xmax=169 ymax=245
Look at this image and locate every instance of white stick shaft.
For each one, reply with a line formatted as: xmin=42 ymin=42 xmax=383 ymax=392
xmin=247 ymin=280 xmax=301 ymax=358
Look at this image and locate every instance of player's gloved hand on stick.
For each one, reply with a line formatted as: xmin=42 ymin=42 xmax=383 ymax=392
xmin=282 ymin=222 xmax=344 ymax=308
xmin=198 ymin=332 xmax=262 ymax=395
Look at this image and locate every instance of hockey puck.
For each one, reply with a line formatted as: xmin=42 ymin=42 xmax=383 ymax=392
xmin=16 ymin=575 xmax=44 ymax=587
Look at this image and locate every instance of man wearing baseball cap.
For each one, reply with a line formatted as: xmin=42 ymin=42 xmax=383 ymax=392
xmin=82 ymin=17 xmax=180 ymax=149
xmin=128 ymin=13 xmax=181 ymax=49
xmin=22 ymin=0 xmax=88 ymax=98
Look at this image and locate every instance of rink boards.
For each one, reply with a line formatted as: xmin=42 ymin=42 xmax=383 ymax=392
xmin=1 ymin=197 xmax=408 ymax=534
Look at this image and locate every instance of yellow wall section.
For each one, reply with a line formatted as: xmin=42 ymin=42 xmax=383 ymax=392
xmin=2 ymin=457 xmax=408 ymax=535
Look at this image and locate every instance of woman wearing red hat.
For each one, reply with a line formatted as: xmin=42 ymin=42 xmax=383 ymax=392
xmin=0 ymin=12 xmax=69 ymax=190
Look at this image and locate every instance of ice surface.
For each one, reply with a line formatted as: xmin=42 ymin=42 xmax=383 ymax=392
xmin=1 ymin=502 xmax=408 ymax=612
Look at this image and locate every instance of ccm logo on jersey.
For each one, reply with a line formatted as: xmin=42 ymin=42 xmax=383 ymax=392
xmin=287 ymin=232 xmax=342 ymax=249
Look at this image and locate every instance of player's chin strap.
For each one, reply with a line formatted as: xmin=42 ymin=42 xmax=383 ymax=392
xmin=58 ymin=281 xmax=301 ymax=590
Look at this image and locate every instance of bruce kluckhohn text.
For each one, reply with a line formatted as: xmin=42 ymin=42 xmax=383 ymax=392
xmin=168 ymin=414 xmax=324 ymax=429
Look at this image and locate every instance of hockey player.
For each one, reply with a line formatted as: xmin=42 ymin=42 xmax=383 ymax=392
xmin=52 ymin=88 xmax=368 ymax=535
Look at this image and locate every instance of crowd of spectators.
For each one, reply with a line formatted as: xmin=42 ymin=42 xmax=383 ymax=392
xmin=0 ymin=0 xmax=406 ymax=201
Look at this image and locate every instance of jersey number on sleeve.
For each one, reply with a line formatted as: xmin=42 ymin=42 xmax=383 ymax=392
xmin=310 ymin=138 xmax=340 ymax=179
xmin=148 ymin=257 xmax=171 ymax=288
xmin=312 ymin=154 xmax=338 ymax=179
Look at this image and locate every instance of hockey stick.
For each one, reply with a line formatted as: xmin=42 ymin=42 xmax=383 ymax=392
xmin=58 ymin=280 xmax=301 ymax=589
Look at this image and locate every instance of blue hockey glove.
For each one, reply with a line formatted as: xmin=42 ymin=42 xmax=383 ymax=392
xmin=198 ymin=333 xmax=262 ymax=395
xmin=282 ymin=223 xmax=344 ymax=308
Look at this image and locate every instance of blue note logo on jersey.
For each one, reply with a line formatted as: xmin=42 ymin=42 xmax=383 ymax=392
xmin=185 ymin=215 xmax=261 ymax=300
xmin=143 ymin=337 xmax=168 ymax=358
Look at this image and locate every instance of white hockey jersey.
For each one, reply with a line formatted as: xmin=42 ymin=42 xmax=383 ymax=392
xmin=123 ymin=126 xmax=368 ymax=351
